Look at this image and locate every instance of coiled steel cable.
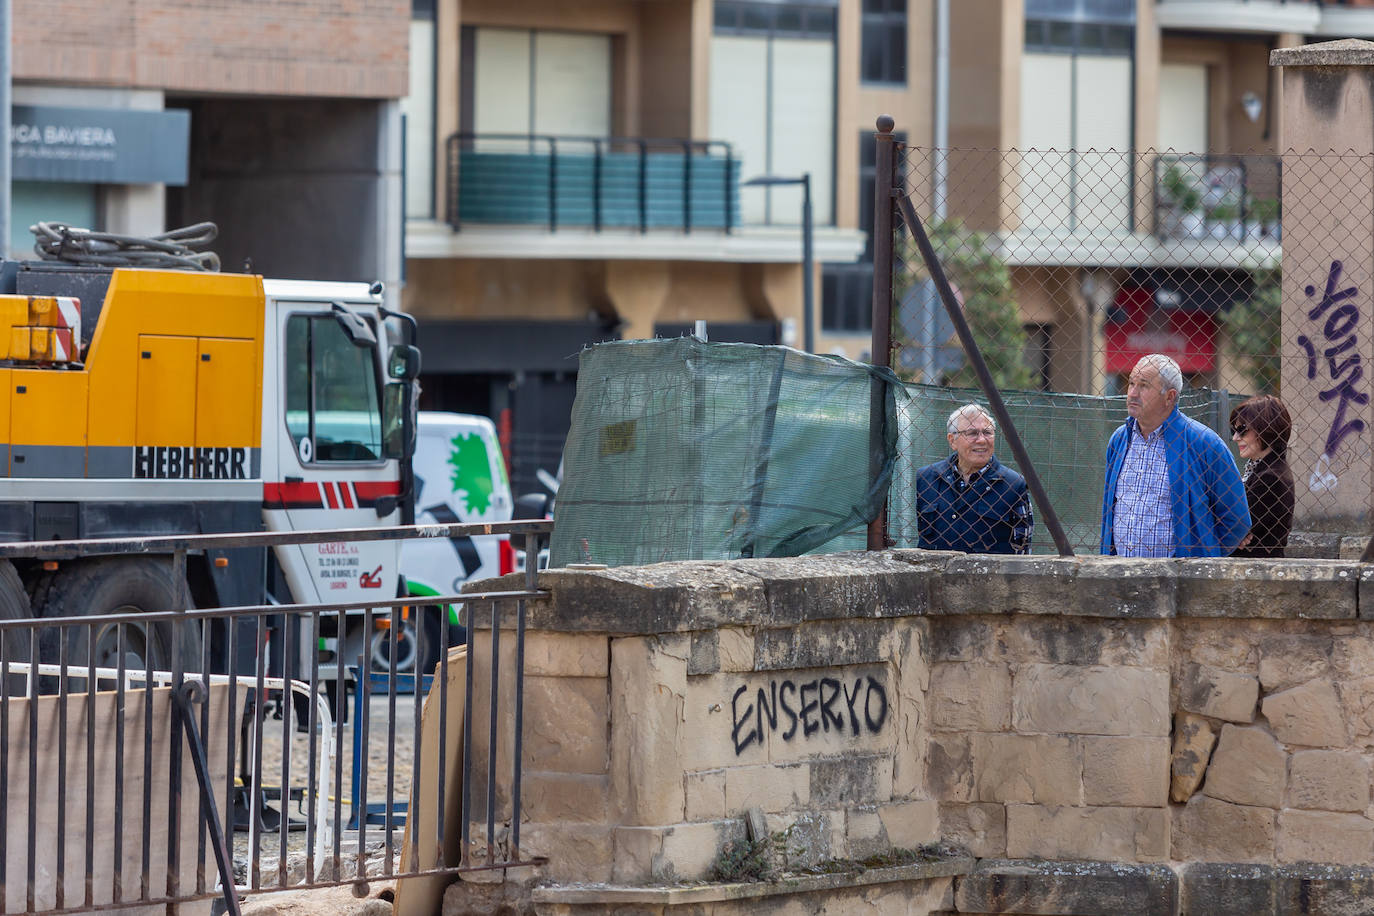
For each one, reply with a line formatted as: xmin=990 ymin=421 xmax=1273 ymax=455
xmin=29 ymin=221 xmax=221 ymax=271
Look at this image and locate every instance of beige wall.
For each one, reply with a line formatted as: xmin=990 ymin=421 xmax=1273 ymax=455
xmin=403 ymin=256 xmax=802 ymax=342
xmin=14 ymin=0 xmax=408 ymax=98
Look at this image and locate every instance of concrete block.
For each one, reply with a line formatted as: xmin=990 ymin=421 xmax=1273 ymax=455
xmin=612 ymin=819 xmax=743 ymax=884
xmin=1177 ymin=661 xmax=1259 ymax=722
xmin=1359 ymin=565 xmax=1374 ymax=619
xmin=1203 ymin=724 xmax=1286 ymax=808
xmin=1338 ymin=675 xmax=1374 ymax=742
xmin=1005 ymin=805 xmax=1168 ymax=862
xmin=522 ymin=674 xmax=609 ymax=775
xmin=935 ymin=555 xmax=1078 ymax=616
xmin=1277 ymin=864 xmax=1374 ymax=915
xmin=740 ymin=552 xmax=933 ymax=624
xmin=846 ymin=805 xmax=887 ymax=860
xmin=1074 ymin=557 xmax=1178 ymax=619
xmin=533 ymin=562 xmax=767 ymax=633
xmin=999 ymin=616 xmax=1169 ymax=668
xmin=1082 ymin=735 xmax=1170 ymax=807
xmin=685 ymin=769 xmax=726 ymax=821
xmin=1012 ymin=664 xmax=1170 ymax=736
xmin=972 ymin=734 xmax=1081 ymax=805
xmin=928 ymin=733 xmax=973 ymax=803
xmin=518 ymin=822 xmax=616 ymax=884
xmin=1278 ymin=809 xmax=1374 ymax=866
xmin=809 ymin=753 xmax=893 ymax=807
xmin=717 ymin=627 xmax=754 ymax=672
xmin=688 ymin=629 xmax=719 ymax=675
xmin=753 ymin=617 xmax=893 ymax=670
xmin=1171 ymin=712 xmax=1217 ymax=803
xmin=1177 ymin=558 xmax=1357 ymax=620
xmin=1258 ymin=633 xmax=1330 ymax=692
xmin=724 ymin=762 xmax=809 ymax=813
xmin=1262 ymin=678 xmax=1348 ymax=747
xmin=955 ymin=859 xmax=1178 ymax=916
xmin=680 ymin=671 xmax=768 ymax=772
xmin=1180 ymin=862 xmax=1277 ymax=916
xmin=1288 ymin=749 xmax=1370 ymax=812
xmin=927 ymin=617 xmax=997 ymax=663
xmin=520 ymin=772 xmax=609 ymax=823
xmin=1172 ymin=794 xmax=1276 ymax=863
xmin=877 ymin=798 xmax=939 ymax=849
xmin=940 ymin=802 xmax=1007 ymax=858
xmin=930 ymin=662 xmax=1011 ymax=730
xmin=610 ymin=634 xmax=688 ymax=825
xmin=771 ymin=807 xmax=842 ymax=869
xmin=523 ymin=631 xmax=608 ymax=677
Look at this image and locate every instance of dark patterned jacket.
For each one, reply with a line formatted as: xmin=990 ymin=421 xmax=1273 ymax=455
xmin=915 ymin=454 xmax=1033 ymax=555
xmin=1232 ymin=451 xmax=1294 ymax=558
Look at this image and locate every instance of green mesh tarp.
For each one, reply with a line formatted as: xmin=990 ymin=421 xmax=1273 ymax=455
xmin=889 ymin=383 xmax=1242 ymax=553
xmin=550 ymin=338 xmax=902 ymax=567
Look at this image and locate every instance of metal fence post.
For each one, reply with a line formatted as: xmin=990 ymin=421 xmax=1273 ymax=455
xmin=868 ymin=115 xmax=898 ymax=550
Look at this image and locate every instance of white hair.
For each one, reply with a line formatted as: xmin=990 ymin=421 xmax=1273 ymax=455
xmin=946 ymin=404 xmax=995 ymax=436
xmin=1139 ymin=353 xmax=1183 ymax=394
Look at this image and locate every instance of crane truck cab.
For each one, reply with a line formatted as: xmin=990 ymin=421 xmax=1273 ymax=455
xmin=0 ymin=261 xmax=419 ymax=684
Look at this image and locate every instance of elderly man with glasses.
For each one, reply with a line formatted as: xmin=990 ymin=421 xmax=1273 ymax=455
xmin=914 ymin=403 xmax=1033 ymax=554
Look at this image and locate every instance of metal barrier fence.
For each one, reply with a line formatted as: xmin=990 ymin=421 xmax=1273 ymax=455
xmin=0 ymin=519 xmax=551 ymax=915
xmin=871 ymin=119 xmax=1368 ymax=558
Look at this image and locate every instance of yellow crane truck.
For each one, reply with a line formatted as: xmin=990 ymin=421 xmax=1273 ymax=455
xmin=0 ymin=259 xmax=420 ymax=686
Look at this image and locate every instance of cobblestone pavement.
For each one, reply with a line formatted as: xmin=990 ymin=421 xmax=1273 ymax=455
xmin=232 ymin=690 xmax=423 ymax=887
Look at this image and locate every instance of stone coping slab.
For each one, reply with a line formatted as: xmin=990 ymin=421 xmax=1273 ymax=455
xmin=529 ymin=855 xmax=974 ymax=905
xmin=1272 ymin=38 xmax=1374 ymax=67
xmin=956 ymin=859 xmax=1178 ymax=916
xmin=467 ymin=551 xmax=1372 ymax=634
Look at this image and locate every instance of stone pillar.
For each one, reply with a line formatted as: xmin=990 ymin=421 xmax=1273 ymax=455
xmin=1272 ymin=40 xmax=1374 ymax=529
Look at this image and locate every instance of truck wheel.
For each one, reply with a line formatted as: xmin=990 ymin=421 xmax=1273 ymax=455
xmin=0 ymin=560 xmax=33 ymax=695
xmin=35 ymin=557 xmax=202 ymax=677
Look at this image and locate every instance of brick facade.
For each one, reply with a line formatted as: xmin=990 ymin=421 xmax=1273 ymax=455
xmin=14 ymin=0 xmax=408 ymax=98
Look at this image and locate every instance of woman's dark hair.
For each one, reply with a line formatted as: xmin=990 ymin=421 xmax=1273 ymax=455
xmin=1230 ymin=394 xmax=1291 ymax=456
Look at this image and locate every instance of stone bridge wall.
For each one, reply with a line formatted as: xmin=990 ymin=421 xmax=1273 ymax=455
xmin=464 ymin=550 xmax=1374 ymax=914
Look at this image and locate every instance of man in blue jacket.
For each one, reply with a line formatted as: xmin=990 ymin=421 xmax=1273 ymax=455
xmin=916 ymin=404 xmax=1033 ymax=554
xmin=1101 ymin=354 xmax=1250 ymax=557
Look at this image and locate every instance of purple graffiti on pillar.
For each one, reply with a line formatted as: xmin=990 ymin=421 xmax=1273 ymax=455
xmin=1297 ymin=260 xmax=1368 ymax=480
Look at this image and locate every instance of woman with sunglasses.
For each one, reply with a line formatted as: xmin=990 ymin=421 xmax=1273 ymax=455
xmin=1229 ymin=394 xmax=1294 ymax=558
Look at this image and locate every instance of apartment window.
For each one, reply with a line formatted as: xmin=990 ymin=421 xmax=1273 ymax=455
xmin=710 ymin=2 xmax=838 ymax=225
xmin=1025 ymin=0 xmax=1133 ymax=57
xmin=402 ymin=0 xmax=437 ymax=219
xmin=861 ymin=0 xmax=907 ymax=85
xmin=1019 ymin=0 xmax=1135 ymax=234
xmin=714 ymin=2 xmax=836 ymax=39
xmin=461 ymin=27 xmax=613 ymax=139
xmin=822 ymin=129 xmax=906 ymax=333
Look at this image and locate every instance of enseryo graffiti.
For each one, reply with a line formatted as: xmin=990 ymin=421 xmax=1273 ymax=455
xmin=1297 ymin=260 xmax=1369 ymax=493
xmin=730 ymin=674 xmax=889 ymax=755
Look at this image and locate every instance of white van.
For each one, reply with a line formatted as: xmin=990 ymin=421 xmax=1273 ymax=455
xmin=389 ymin=412 xmax=514 ymax=673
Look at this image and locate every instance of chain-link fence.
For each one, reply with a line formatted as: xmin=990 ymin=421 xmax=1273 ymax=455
xmin=880 ymin=133 xmax=1369 ymax=558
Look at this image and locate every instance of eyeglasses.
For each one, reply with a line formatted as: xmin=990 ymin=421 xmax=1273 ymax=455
xmin=956 ymin=428 xmax=996 ymax=440
xmin=1231 ymin=424 xmax=1250 ymax=437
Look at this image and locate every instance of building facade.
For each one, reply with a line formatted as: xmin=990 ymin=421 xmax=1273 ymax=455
xmin=400 ymin=0 xmax=918 ymax=495
xmin=12 ymin=0 xmax=408 ymax=289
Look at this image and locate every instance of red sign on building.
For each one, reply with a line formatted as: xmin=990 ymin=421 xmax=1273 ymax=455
xmin=1104 ymin=284 xmax=1218 ymax=374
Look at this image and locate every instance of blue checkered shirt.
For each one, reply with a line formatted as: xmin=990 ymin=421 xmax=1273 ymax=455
xmin=1111 ymin=424 xmax=1174 ymax=558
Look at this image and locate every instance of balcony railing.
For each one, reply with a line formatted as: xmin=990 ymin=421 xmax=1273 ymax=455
xmin=1152 ymin=153 xmax=1282 ymax=244
xmin=444 ymin=133 xmax=739 ymax=234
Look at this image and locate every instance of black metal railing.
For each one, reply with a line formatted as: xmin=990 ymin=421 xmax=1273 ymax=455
xmin=1152 ymin=153 xmax=1282 ymax=243
xmin=0 ymin=519 xmax=552 ymax=915
xmin=444 ymin=133 xmax=739 ymax=234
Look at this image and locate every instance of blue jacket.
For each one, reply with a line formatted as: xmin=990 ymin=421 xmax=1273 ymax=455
xmin=916 ymin=454 xmax=1033 ymax=554
xmin=1100 ymin=408 xmax=1250 ymax=558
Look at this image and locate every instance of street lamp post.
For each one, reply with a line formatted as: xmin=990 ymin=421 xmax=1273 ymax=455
xmin=743 ymin=173 xmax=814 ymax=353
